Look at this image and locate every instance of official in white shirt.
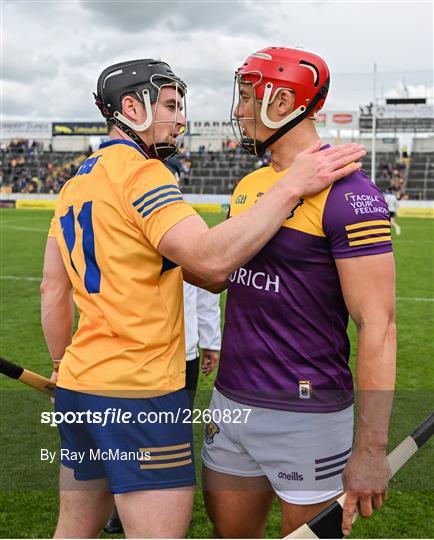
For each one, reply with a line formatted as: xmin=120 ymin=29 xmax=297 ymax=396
xmin=384 ymin=189 xmax=401 ymax=236
xmin=183 ymin=282 xmax=221 ymax=407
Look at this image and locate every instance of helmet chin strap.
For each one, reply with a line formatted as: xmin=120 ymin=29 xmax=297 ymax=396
xmin=112 ymin=116 xmax=178 ymax=162
xmin=150 ymin=143 xmax=179 ymax=161
xmin=112 ymin=116 xmax=159 ymax=159
xmin=245 ymin=78 xmax=330 ymax=157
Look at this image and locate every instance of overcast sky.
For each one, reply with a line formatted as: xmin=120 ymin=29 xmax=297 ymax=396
xmin=2 ymin=0 xmax=433 ymax=123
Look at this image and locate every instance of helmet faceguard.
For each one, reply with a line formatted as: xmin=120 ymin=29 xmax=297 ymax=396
xmin=94 ymin=59 xmax=187 ymax=161
xmin=231 ymin=47 xmax=330 ymax=157
xmin=231 ymin=70 xmax=262 ymax=156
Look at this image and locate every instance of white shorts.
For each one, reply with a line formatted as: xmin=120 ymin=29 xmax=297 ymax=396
xmin=202 ymin=388 xmax=354 ymax=505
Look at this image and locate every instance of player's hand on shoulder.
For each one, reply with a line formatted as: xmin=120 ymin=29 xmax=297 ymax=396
xmin=284 ymin=142 xmax=366 ymax=198
xmin=341 ymin=449 xmax=390 ymax=536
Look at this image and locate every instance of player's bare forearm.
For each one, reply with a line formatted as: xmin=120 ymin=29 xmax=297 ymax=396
xmin=41 ymin=285 xmax=74 ymax=360
xmin=40 ymin=237 xmax=74 ymax=361
xmin=353 ymin=322 xmax=396 ymax=453
xmin=341 ymin=323 xmax=395 ymax=535
xmin=182 ymin=268 xmax=227 ymax=293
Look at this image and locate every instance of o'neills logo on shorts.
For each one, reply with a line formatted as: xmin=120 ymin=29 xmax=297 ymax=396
xmin=229 ymin=267 xmax=280 ymax=293
xmin=278 ymin=471 xmax=304 ymax=481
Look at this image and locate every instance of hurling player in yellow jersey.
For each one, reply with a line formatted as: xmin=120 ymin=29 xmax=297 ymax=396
xmin=40 ymin=58 xmax=366 ymax=538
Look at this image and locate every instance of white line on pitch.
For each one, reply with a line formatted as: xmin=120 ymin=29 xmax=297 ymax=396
xmin=397 ymin=296 xmax=434 ymax=302
xmin=0 ymin=217 xmax=49 ymax=225
xmin=0 ymin=225 xmax=47 ymax=232
xmin=396 ymin=240 xmax=433 ymax=244
xmin=1 ymin=276 xmax=433 ymax=302
xmin=0 ymin=275 xmax=41 ymax=281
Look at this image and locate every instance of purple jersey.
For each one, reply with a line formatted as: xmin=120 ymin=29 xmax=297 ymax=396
xmin=215 ymin=165 xmax=393 ymax=413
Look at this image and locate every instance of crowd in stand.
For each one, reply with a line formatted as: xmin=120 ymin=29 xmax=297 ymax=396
xmin=175 ymin=148 xmax=194 ymax=185
xmin=1 ymin=139 xmax=84 ymax=194
xmin=379 ymin=147 xmax=409 ymax=200
xmin=0 ymin=139 xmax=416 ymax=199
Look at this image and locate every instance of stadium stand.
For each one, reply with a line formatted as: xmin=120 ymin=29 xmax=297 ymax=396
xmin=180 ymin=149 xmax=411 ymax=198
xmin=179 ymin=149 xmax=260 ymax=194
xmin=1 ymin=140 xmax=84 ymax=194
xmin=404 ymin=137 xmax=434 ymax=200
xmin=405 ymin=152 xmax=434 ymax=200
xmin=2 ymin=139 xmax=433 ymax=199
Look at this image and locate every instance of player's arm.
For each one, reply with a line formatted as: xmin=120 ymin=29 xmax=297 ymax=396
xmin=335 ymin=252 xmax=396 ymax=536
xmin=40 ymin=237 xmax=74 ymax=378
xmin=159 ymin=143 xmax=366 ymax=282
xmin=182 ymin=268 xmax=228 ymax=293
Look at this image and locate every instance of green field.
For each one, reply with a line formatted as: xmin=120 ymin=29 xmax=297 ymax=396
xmin=0 ymin=209 xmax=433 ymax=538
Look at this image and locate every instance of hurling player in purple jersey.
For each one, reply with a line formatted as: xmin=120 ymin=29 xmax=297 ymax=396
xmin=201 ymin=47 xmax=396 ymax=538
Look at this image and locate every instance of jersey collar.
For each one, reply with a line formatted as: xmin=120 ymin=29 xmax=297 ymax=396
xmin=98 ymin=139 xmax=149 ymax=158
xmin=269 ymin=143 xmax=332 ymax=176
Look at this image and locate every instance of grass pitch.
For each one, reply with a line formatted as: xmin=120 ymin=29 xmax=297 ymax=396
xmin=0 ymin=209 xmax=433 ymax=538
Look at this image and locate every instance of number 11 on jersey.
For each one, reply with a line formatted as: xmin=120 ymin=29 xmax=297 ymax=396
xmin=60 ymin=201 xmax=101 ymax=294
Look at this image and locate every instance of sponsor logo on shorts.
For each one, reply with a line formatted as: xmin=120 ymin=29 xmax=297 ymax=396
xmin=278 ymin=471 xmax=304 ymax=481
xmin=204 ymin=420 xmax=220 ymax=444
xmin=299 ymin=380 xmax=311 ymax=399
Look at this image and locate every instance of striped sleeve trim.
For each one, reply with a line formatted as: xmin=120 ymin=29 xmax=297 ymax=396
xmin=141 ymin=196 xmax=184 ymax=218
xmin=347 ymin=227 xmax=391 ymax=239
xmin=137 ymin=190 xmax=181 ymax=213
xmin=132 ymin=184 xmax=183 ymax=219
xmin=349 ymin=236 xmax=392 ymax=247
xmin=345 ymin=220 xmax=391 ymax=247
xmin=132 ymin=184 xmax=180 ymax=207
xmin=345 ymin=219 xmax=390 ymax=231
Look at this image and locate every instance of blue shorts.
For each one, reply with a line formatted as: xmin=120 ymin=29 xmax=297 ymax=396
xmin=55 ymin=387 xmax=195 ymax=494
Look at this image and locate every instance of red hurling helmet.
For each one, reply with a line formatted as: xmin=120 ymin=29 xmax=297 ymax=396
xmin=232 ymin=47 xmax=330 ymax=156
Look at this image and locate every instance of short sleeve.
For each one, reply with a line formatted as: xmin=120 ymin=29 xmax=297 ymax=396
xmin=124 ymin=160 xmax=197 ymax=249
xmin=322 ymin=169 xmax=393 ymax=259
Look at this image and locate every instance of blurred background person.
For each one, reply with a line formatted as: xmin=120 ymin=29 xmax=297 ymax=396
xmin=384 ymin=188 xmax=402 ymax=235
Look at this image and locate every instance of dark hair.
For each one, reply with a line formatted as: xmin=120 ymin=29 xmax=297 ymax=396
xmin=106 ymin=119 xmax=115 ymax=133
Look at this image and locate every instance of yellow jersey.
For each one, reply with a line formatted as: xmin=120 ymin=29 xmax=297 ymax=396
xmin=48 ymin=139 xmax=197 ymax=396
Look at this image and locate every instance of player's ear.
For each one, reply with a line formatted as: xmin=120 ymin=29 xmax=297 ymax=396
xmin=275 ymin=89 xmax=294 ymax=116
xmin=121 ymin=94 xmax=144 ymax=122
